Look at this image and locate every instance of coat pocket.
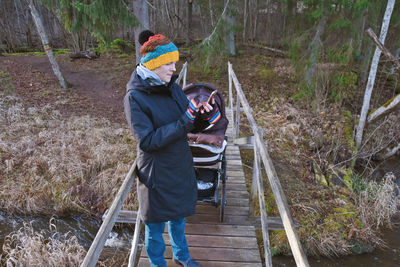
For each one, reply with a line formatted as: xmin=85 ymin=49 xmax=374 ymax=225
xmin=137 ymin=153 xmax=156 ymax=188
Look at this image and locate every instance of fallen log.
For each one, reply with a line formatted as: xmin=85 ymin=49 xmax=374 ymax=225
xmin=367 ymin=94 xmax=400 ymax=123
xmin=245 ymin=43 xmax=286 ymax=56
xmin=69 ymin=50 xmax=100 ymax=60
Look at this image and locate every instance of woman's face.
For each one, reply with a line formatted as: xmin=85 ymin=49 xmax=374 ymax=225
xmin=153 ymin=62 xmax=176 ymax=83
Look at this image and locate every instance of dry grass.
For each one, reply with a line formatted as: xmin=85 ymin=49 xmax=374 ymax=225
xmin=359 ymin=173 xmax=399 ymax=230
xmin=270 ymin=173 xmax=399 ymax=257
xmin=245 ymin=94 xmax=399 ymax=257
xmin=1 ymin=219 xmax=86 ymax=266
xmin=0 ymin=94 xmax=137 ymax=216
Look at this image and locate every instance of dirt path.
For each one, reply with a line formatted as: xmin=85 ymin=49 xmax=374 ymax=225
xmin=0 ymin=54 xmax=132 ymax=124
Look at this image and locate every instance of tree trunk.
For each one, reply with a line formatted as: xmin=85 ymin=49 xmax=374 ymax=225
xmin=28 ymin=0 xmax=68 ymax=89
xmin=305 ymin=14 xmax=327 ymax=88
xmin=252 ymin=0 xmax=259 ymax=42
xmin=201 ymin=0 xmax=231 ymax=46
xmin=243 ymin=0 xmax=248 ymax=41
xmin=133 ymin=0 xmax=149 ymax=64
xmin=186 ymin=0 xmax=193 ymax=45
xmin=224 ymin=0 xmax=236 ymax=56
xmin=355 ymin=0 xmax=396 ymax=149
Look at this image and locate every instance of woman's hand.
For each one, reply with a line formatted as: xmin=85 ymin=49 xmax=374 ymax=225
xmin=200 ymin=97 xmax=221 ymax=124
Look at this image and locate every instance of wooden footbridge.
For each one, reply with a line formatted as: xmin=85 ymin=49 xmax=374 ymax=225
xmin=81 ymin=63 xmax=309 ymax=267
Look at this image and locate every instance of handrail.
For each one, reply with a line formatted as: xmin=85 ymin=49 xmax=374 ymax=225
xmin=81 ymin=160 xmax=138 ymax=267
xmin=128 ymin=206 xmax=142 ymax=266
xmin=176 ymin=61 xmax=188 ymax=88
xmin=228 ymin=62 xmax=309 ymax=267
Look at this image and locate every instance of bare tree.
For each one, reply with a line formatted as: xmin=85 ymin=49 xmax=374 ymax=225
xmin=186 ymin=0 xmax=193 ymax=45
xmin=28 ymin=0 xmax=68 ymax=89
xmin=355 ymin=0 xmax=396 ymax=149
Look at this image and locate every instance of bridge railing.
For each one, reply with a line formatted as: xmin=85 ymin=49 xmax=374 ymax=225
xmin=80 ymin=160 xmax=140 ymax=267
xmin=228 ymin=62 xmax=309 ymax=267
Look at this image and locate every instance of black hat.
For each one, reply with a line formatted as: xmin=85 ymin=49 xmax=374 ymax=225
xmin=138 ymin=30 xmax=155 ymax=45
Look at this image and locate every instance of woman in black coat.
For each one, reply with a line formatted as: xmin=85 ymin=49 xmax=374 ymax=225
xmin=124 ymin=32 xmax=220 ymax=267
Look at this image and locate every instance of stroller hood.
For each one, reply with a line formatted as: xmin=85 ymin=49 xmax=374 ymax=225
xmin=183 ymin=83 xmax=229 ymax=147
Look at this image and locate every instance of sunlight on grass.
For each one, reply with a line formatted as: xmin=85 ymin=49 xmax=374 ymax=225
xmin=0 ymin=94 xmax=137 ymax=217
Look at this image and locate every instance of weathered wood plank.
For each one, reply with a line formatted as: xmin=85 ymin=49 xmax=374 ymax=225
xmin=226 ymin=159 xmax=243 ymax=165
xmin=184 ymin=223 xmax=256 ymax=237
xmin=138 ymin=258 xmax=262 ymax=267
xmin=227 ymin=170 xmax=245 ymax=177
xmin=196 ymin=205 xmax=249 ymax=215
xmin=187 ymin=213 xmax=253 ymax=225
xmin=142 ymin=246 xmax=262 ymax=263
xmin=224 ymin=197 xmax=249 ymax=206
xmin=225 ymin=182 xmax=247 ymax=191
xmin=163 ymin=234 xmax=258 ymax=249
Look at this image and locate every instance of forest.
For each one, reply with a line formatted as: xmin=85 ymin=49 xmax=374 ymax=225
xmin=0 ymin=0 xmax=399 ymax=266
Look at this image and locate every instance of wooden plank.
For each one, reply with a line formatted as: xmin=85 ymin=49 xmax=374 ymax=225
xmin=185 ymin=223 xmax=256 ymax=237
xmin=196 ymin=205 xmax=249 ymax=216
xmin=226 ymin=159 xmax=243 ymax=165
xmin=138 ymin=258 xmax=262 ymax=267
xmin=227 ymin=170 xmax=245 ymax=177
xmin=225 ymin=182 xmax=247 ymax=191
xmin=163 ymin=234 xmax=258 ymax=249
xmin=224 ymin=197 xmax=249 ymax=207
xmin=222 ymin=190 xmax=248 ymax=198
xmin=187 ymin=214 xmax=253 ymax=225
xmin=142 ymin=246 xmax=261 ymax=263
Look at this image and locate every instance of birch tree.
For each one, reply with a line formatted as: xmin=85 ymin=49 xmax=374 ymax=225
xmin=355 ymin=0 xmax=396 ymax=149
xmin=29 ymin=0 xmax=68 ymax=89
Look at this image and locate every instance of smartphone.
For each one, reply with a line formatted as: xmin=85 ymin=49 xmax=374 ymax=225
xmin=207 ymin=90 xmax=218 ymax=104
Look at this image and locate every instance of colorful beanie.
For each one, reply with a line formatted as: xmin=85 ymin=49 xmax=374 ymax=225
xmin=140 ymin=34 xmax=179 ymax=70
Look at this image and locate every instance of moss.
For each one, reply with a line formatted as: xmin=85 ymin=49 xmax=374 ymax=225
xmin=383 ymin=94 xmax=400 ymax=107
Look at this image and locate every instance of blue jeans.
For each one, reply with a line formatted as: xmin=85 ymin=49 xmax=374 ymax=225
xmin=145 ymin=217 xmax=190 ymax=267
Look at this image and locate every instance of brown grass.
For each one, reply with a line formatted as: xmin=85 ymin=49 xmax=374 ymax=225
xmin=1 ymin=219 xmax=86 ymax=266
xmin=0 ymin=94 xmax=137 ymax=217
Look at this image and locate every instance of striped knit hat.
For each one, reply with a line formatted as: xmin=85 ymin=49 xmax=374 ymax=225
xmin=140 ymin=34 xmax=179 ymax=70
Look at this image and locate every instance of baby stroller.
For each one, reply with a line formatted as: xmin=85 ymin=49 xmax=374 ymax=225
xmin=183 ymin=83 xmax=229 ymax=222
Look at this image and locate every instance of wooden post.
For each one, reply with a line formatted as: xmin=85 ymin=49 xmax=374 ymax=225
xmin=235 ymin=93 xmax=241 ymax=138
xmin=28 ymin=0 xmax=68 ymax=89
xmin=251 ymin=130 xmax=262 ymax=201
xmin=228 ymin=62 xmax=233 ymax=109
xmin=355 ymin=0 xmax=395 ymax=149
xmin=254 ymin=136 xmax=272 ymax=267
xmin=128 ymin=207 xmax=142 ymax=267
xmin=229 ymin=64 xmax=309 ymax=267
xmin=81 ymin=161 xmax=137 ymax=267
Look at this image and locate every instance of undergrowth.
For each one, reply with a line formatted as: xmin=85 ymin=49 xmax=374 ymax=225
xmin=0 ymin=88 xmax=137 ymax=217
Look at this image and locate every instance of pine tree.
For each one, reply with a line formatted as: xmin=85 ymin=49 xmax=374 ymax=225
xmin=39 ymin=0 xmax=137 ymax=51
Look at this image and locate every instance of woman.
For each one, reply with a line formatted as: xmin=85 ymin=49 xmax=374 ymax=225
xmin=124 ymin=31 xmax=219 ymax=267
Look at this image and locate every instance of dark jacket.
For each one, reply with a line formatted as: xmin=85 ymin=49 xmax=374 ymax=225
xmin=124 ymin=71 xmax=197 ymax=223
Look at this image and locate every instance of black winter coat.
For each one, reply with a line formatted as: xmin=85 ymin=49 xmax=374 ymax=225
xmin=124 ymin=71 xmax=197 ymax=223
